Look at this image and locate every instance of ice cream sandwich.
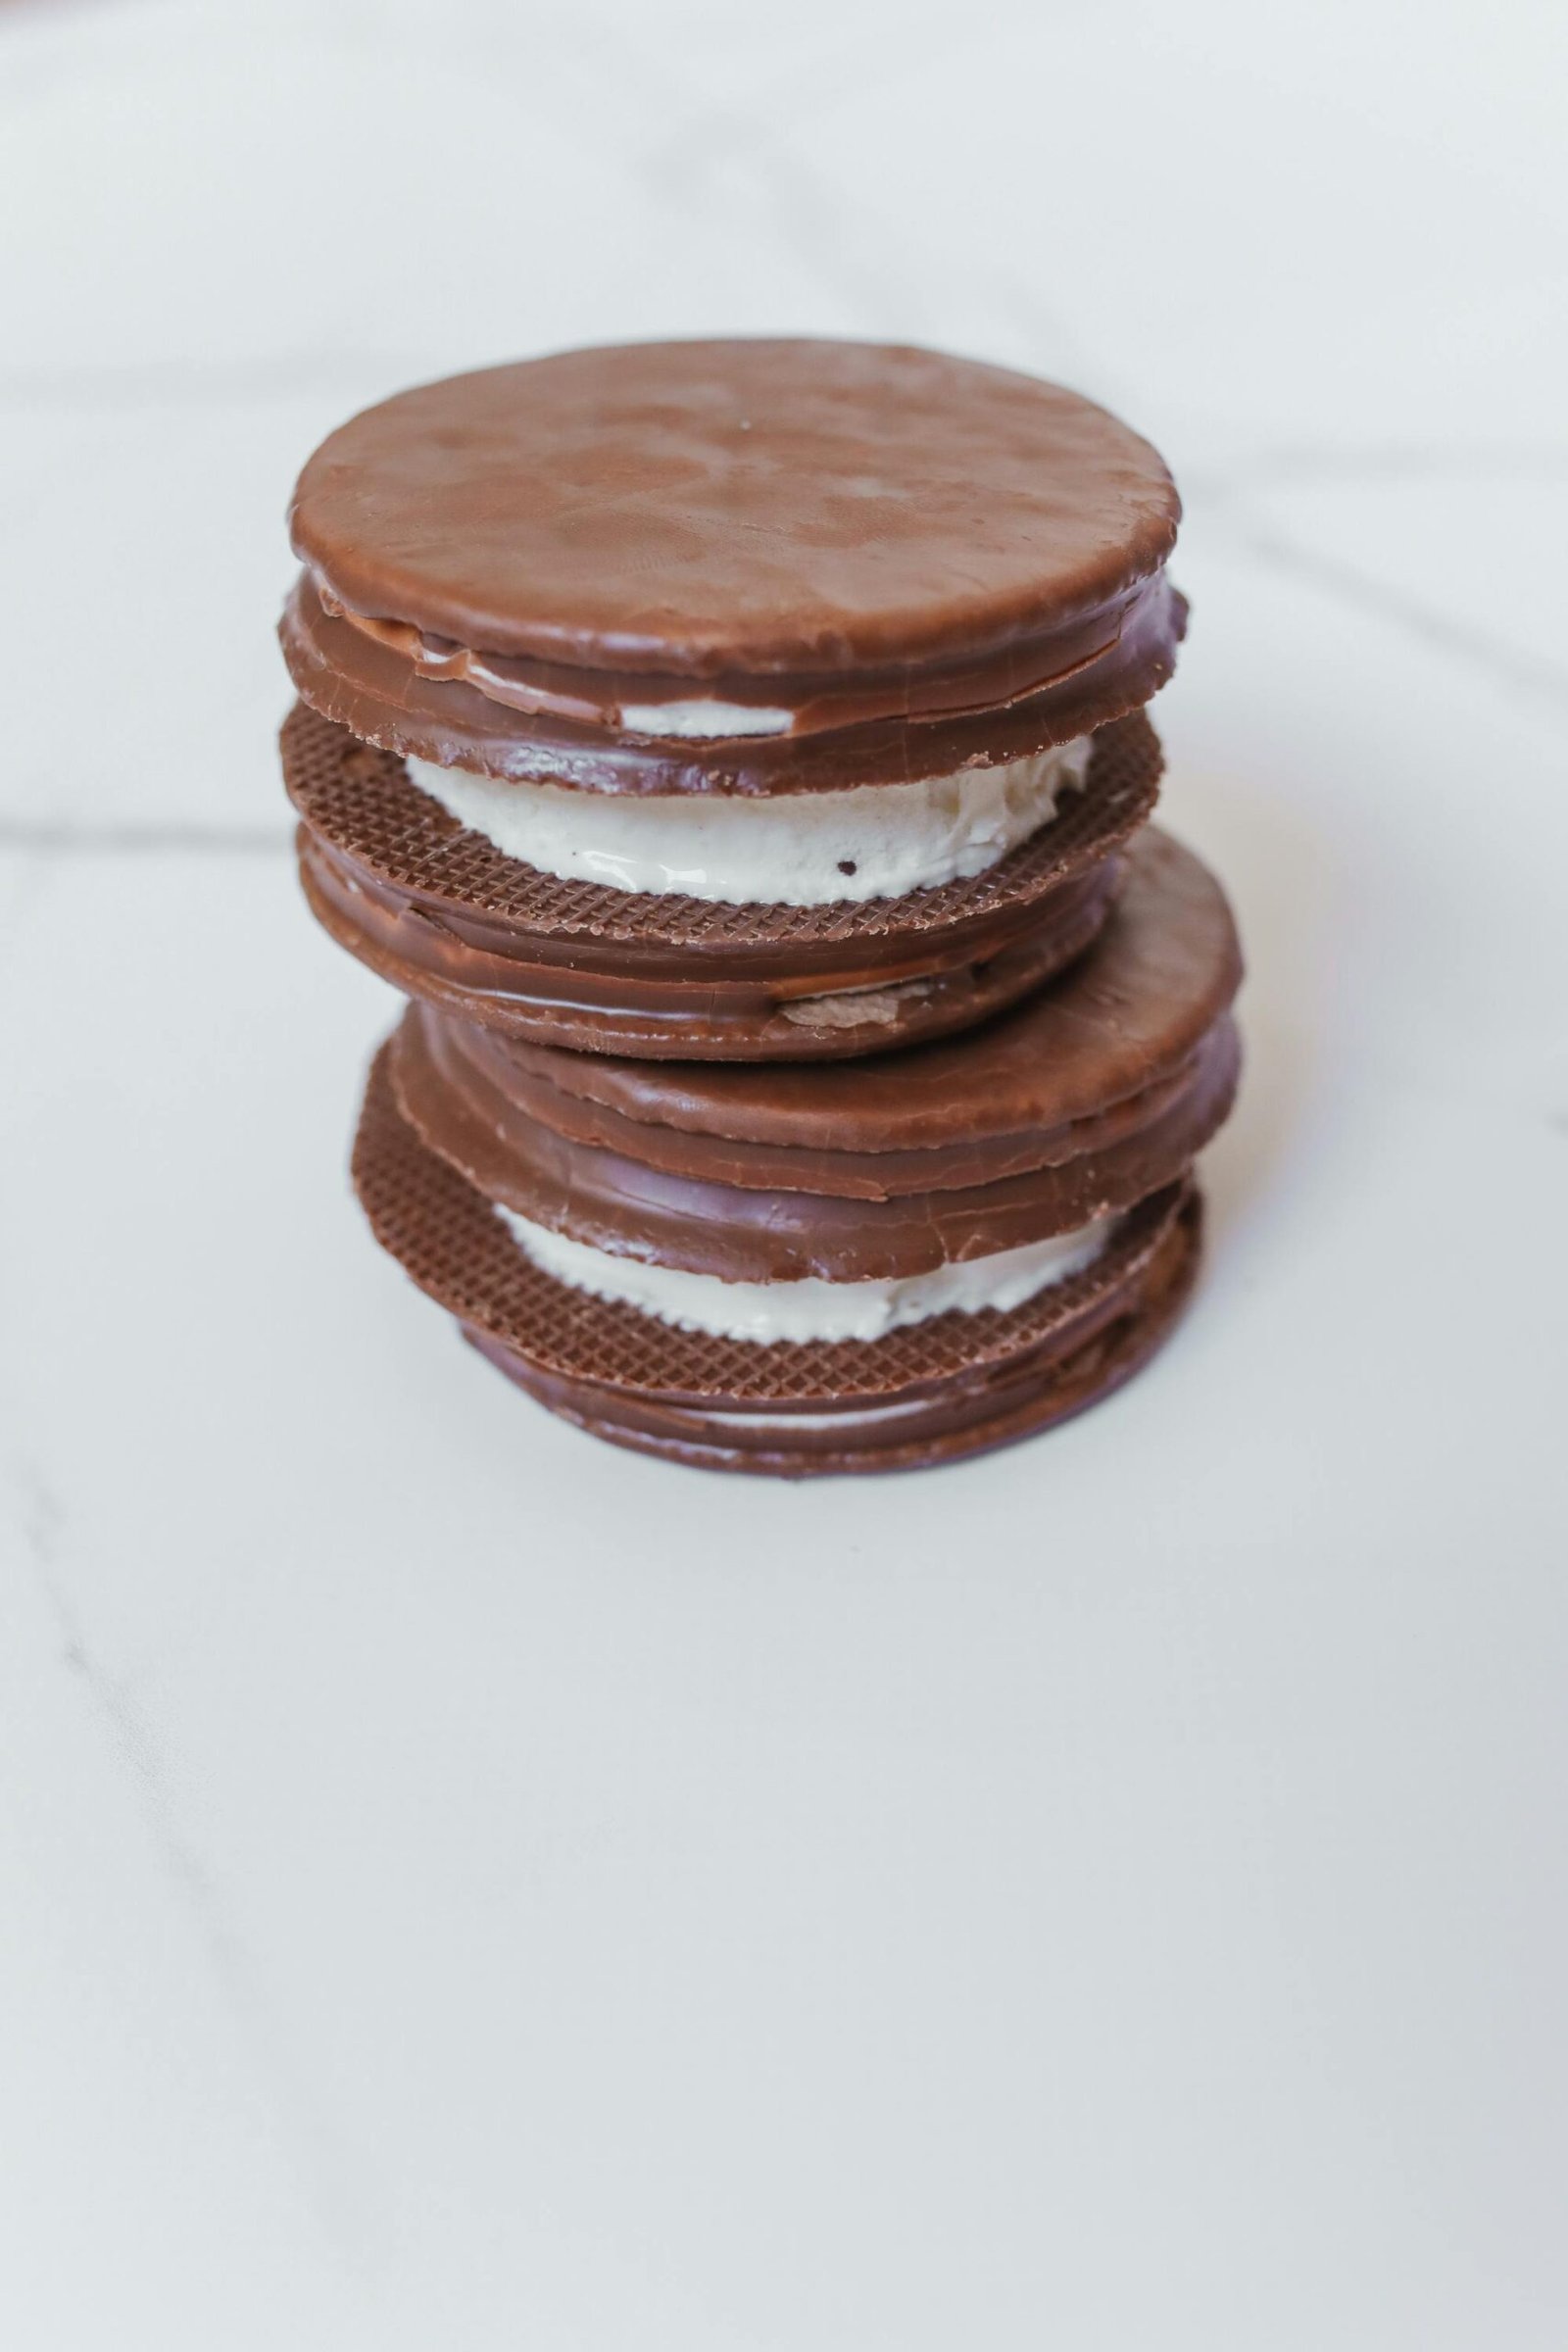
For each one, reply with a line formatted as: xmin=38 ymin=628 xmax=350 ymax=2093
xmin=282 ymin=338 xmax=1184 ymax=1059
xmin=351 ymin=828 xmax=1242 ymax=1474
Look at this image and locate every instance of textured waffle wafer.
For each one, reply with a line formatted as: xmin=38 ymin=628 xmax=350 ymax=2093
xmin=465 ymin=1214 xmax=1200 ymax=1475
xmin=284 ymin=705 xmax=1162 ymax=1058
xmin=351 ymin=1042 xmax=1202 ymax=1473
xmin=284 ymin=703 xmax=1160 ymax=952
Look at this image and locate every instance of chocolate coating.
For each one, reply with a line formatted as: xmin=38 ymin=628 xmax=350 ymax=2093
xmin=281 ymin=567 xmax=1187 ymax=789
xmin=463 ymin=1195 xmax=1203 ymax=1477
xmin=292 ymin=340 xmax=1180 ymax=674
xmin=409 ymin=827 xmax=1242 ymax=1159
xmin=283 ymin=700 xmax=1163 ymax=1060
xmin=388 ymin=827 xmax=1244 ymax=1283
xmin=352 ymin=1036 xmax=1205 ymax=1477
xmin=281 ymin=340 xmax=1186 ymax=785
xmin=397 ymin=1000 xmax=1236 ymax=1282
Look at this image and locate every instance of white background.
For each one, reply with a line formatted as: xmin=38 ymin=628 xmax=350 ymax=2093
xmin=2 ymin=1 xmax=1566 ymax=2344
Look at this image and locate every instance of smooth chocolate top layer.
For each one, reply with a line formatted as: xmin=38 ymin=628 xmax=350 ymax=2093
xmin=290 ymin=340 xmax=1181 ymax=677
xmin=282 ymin=340 xmax=1186 ymax=783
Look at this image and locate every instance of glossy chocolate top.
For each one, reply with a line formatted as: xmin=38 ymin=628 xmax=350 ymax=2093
xmin=290 ymin=339 xmax=1181 ymax=681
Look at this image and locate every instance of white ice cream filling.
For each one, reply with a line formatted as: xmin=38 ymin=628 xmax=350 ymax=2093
xmin=618 ymin=699 xmax=795 ymax=738
xmin=498 ymin=1204 xmax=1118 ymax=1345
xmin=407 ymin=736 xmax=1093 ymax=907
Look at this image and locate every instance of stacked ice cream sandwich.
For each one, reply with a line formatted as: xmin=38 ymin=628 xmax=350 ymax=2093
xmin=280 ymin=338 xmax=1241 ymax=1474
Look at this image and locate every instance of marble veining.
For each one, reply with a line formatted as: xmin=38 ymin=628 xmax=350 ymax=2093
xmin=2 ymin=2 xmax=1565 ymax=2347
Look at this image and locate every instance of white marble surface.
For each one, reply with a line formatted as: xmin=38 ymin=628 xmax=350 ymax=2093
xmin=2 ymin=1 xmax=1566 ymax=2345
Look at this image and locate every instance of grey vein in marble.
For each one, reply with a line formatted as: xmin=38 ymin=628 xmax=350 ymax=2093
xmin=1221 ymin=516 xmax=1568 ymax=717
xmin=7 ymin=1454 xmax=381 ymax=2265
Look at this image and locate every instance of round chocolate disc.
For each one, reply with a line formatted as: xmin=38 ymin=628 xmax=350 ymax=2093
xmin=291 ymin=339 xmax=1180 ymax=675
xmin=282 ymin=339 xmax=1186 ymax=785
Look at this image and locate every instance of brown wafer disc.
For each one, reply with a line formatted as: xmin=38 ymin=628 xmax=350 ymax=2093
xmin=351 ymin=1042 xmax=1204 ymax=1477
xmin=284 ymin=704 xmax=1161 ymax=1059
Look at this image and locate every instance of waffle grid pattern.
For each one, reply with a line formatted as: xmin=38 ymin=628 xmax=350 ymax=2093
xmin=353 ymin=1043 xmax=1187 ymax=1406
xmin=283 ymin=702 xmax=1161 ymax=949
